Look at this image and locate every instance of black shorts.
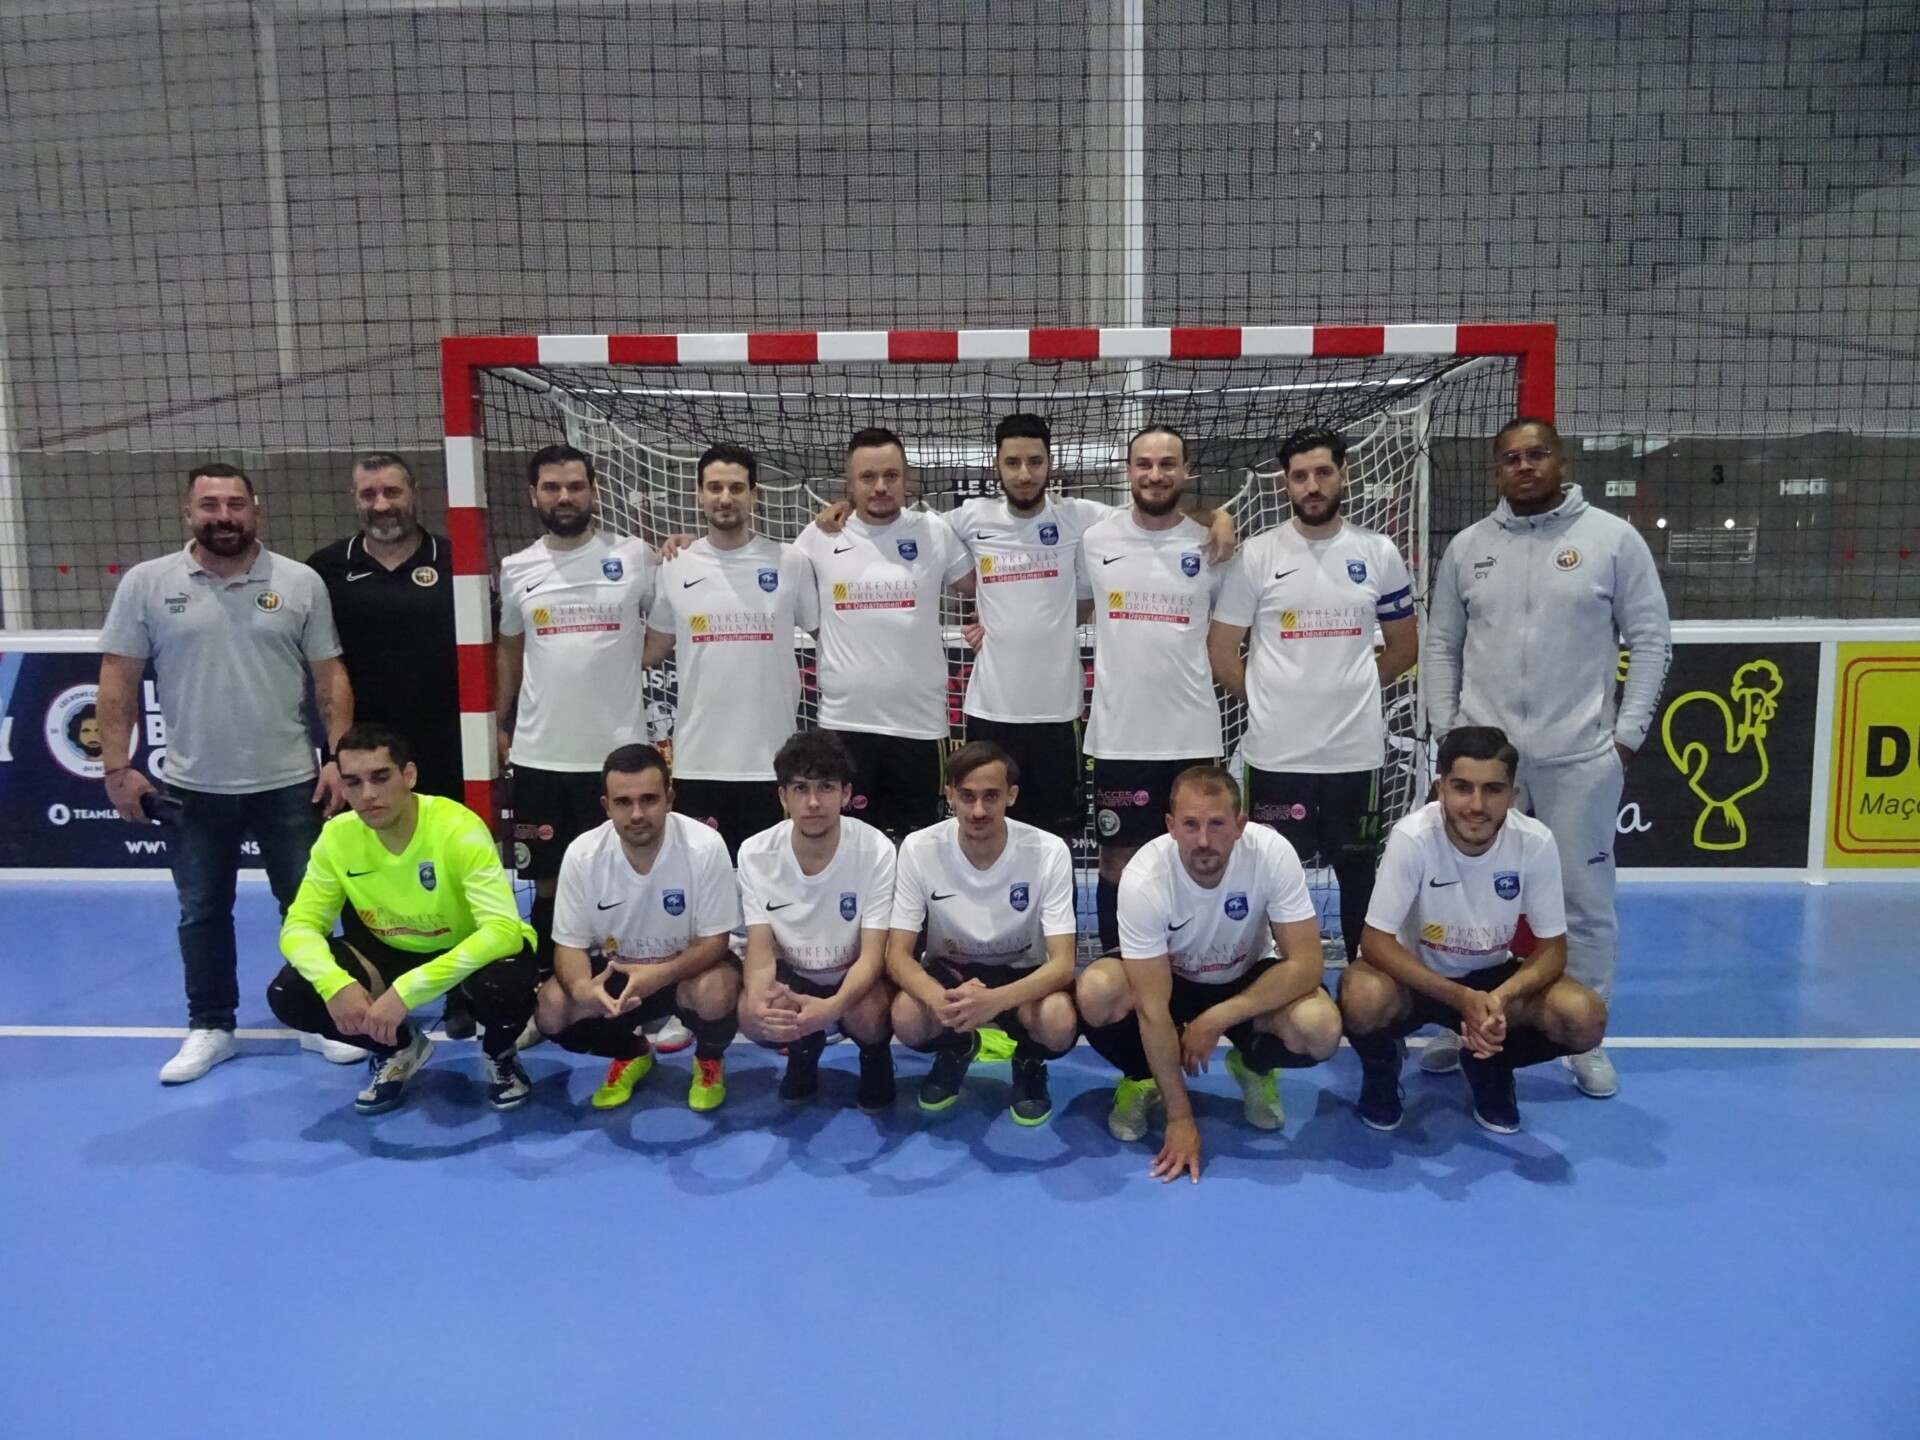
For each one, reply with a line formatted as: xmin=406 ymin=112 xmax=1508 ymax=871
xmin=963 ymin=716 xmax=1083 ymax=840
xmin=672 ymin=778 xmax=784 ymax=862
xmin=329 ymin=932 xmax=535 ymax=992
xmin=825 ymin=730 xmax=944 ymax=842
xmin=1091 ymin=756 xmax=1214 ymax=848
xmin=924 ymin=958 xmax=1061 ymax=1047
xmin=592 ymin=950 xmax=742 ymax=1026
xmin=1390 ymin=958 xmax=1524 ymax=1036
xmin=509 ymin=765 xmax=604 ymax=879
xmin=1246 ymin=767 xmax=1386 ymax=867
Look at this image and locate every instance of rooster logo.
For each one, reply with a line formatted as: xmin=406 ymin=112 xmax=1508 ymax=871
xmin=1661 ymin=660 xmax=1785 ymax=851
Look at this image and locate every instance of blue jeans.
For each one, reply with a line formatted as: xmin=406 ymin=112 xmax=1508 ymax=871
xmin=166 ymin=780 xmax=323 ymax=1030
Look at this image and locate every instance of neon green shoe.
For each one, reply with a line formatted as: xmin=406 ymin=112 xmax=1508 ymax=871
xmin=1226 ymin=1048 xmax=1284 ymax=1130
xmin=975 ymin=1026 xmax=1017 ymax=1063
xmin=590 ymin=1050 xmax=654 ymax=1109
xmin=1107 ymin=1075 xmax=1159 ymax=1142
xmin=688 ymin=1056 xmax=727 ymax=1112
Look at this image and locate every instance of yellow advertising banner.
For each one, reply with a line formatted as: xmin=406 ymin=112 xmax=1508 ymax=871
xmin=1827 ymin=642 xmax=1920 ymax=868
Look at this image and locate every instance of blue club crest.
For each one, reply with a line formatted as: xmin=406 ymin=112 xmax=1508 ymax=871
xmin=896 ymin=539 xmax=919 ymax=561
xmin=602 ymin=556 xmax=625 ymax=582
xmin=662 ymin=889 xmax=686 ymax=916
xmin=1038 ymin=523 xmax=1059 ymax=546
xmin=839 ymin=891 xmax=859 ymax=921
xmin=1009 ymin=883 xmax=1030 ymax=913
xmin=417 ymin=861 xmax=436 ymax=892
xmin=1180 ymin=551 xmax=1201 ymax=578
xmin=1494 ymin=872 xmax=1521 ymax=901
xmin=757 ymin=568 xmax=779 ymax=592
xmin=1224 ymin=891 xmax=1249 ymax=921
xmin=1347 ymin=559 xmax=1368 ymax=584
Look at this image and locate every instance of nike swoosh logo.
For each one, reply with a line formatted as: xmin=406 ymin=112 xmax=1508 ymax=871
xmin=346 ymin=869 xmax=373 ymax=877
xmin=930 ymin=891 xmax=957 ymax=901
xmin=595 ymin=900 xmax=623 ymax=910
xmin=767 ymin=901 xmax=794 ymax=911
xmin=522 ymin=581 xmax=543 ymax=593
xmin=1101 ymin=555 xmax=1122 ymax=566
xmin=1167 ymin=917 xmax=1191 ymax=931
xmin=973 ymin=532 xmax=999 ymax=541
xmin=832 ymin=544 xmax=855 ymax=555
xmin=1271 ymin=568 xmax=1298 ymax=581
xmin=1428 ymin=878 xmax=1461 ymax=888
xmin=346 ymin=572 xmax=374 ymax=583
xmin=681 ymin=578 xmax=707 ymax=589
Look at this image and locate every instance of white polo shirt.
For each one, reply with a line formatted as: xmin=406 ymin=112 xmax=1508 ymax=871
xmin=736 ymin=817 xmax=897 ymax=983
xmin=551 ymin=813 xmax=742 ymax=963
xmin=891 ymin=818 xmax=1078 ymax=970
xmin=1117 ymin=824 xmax=1317 ymax=984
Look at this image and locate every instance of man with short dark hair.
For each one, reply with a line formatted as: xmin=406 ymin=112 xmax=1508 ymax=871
xmin=266 ymin=723 xmax=540 ymax=1114
xmin=1339 ymin=725 xmax=1609 ymax=1134
xmin=534 ymin=744 xmax=743 ymax=1112
xmin=788 ymin=428 xmax=973 ymax=841
xmin=1076 ymin=764 xmax=1340 ymax=1183
xmin=644 ymin=443 xmax=814 ymax=859
xmin=98 ymin=463 xmax=354 ymax=1084
xmin=1422 ymin=418 xmax=1669 ymax=1098
xmin=1209 ymin=426 xmax=1417 ymax=962
xmin=735 ymin=730 xmax=898 ymax=1110
xmin=886 ymin=741 xmax=1079 ymax=1125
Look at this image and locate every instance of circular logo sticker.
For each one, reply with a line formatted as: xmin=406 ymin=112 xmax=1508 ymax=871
xmin=1132 ymin=789 xmax=1151 ymax=807
xmin=255 ymin=590 xmax=283 ymax=612
xmin=1097 ymin=808 xmax=1122 ymax=838
xmin=48 ymin=803 xmax=72 ymax=825
xmin=43 ymin=684 xmax=107 ymax=778
xmin=513 ymin=841 xmax=532 ymax=869
xmin=411 ymin=566 xmax=438 ymax=588
xmin=1289 ymin=802 xmax=1308 ymax=820
xmin=1553 ymin=547 xmax=1581 ymax=571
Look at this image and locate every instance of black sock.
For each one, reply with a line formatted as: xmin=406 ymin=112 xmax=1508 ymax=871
xmin=1096 ymin=877 xmax=1120 ymax=955
xmin=1014 ymin=1036 xmax=1071 ymax=1062
xmin=787 ymin=1031 xmax=827 ymax=1064
xmin=1494 ymin=1027 xmax=1574 ymax=1071
xmin=857 ymin=1040 xmax=893 ymax=1067
xmin=1084 ymin=1016 xmax=1151 ymax=1080
xmin=1240 ymin=1033 xmax=1319 ymax=1073
xmin=554 ymin=1016 xmax=647 ymax=1061
xmin=1346 ymin=1026 xmax=1403 ymax=1070
xmin=1333 ymin=858 xmax=1376 ymax=965
xmin=529 ymin=893 xmax=556 ymax=973
xmin=687 ymin=1009 xmax=737 ymax=1061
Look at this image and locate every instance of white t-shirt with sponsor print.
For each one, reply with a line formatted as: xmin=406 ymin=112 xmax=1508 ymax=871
xmin=891 ymin=818 xmax=1078 ymax=971
xmin=1364 ymin=803 xmax=1567 ymax=979
xmin=550 ymin=814 xmax=743 ymax=964
xmin=789 ymin=511 xmax=972 ymax=740
xmin=1214 ymin=520 xmax=1414 ymax=773
xmin=499 ymin=531 xmax=658 ymax=772
xmin=1117 ymin=823 xmax=1318 ymax=984
xmin=946 ymin=494 xmax=1106 ymax=724
xmin=1079 ymin=510 xmax=1233 ymax=760
xmin=649 ymin=536 xmax=816 ymax=781
xmin=736 ymin=817 xmax=897 ymax=984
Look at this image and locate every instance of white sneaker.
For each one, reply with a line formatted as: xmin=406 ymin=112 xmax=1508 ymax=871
xmin=299 ymin=1031 xmax=366 ymax=1064
xmin=159 ymin=1028 xmax=236 ymax=1084
xmin=646 ymin=1015 xmax=693 ymax=1054
xmin=1566 ymin=1046 xmax=1619 ymax=1098
xmin=1419 ymin=1029 xmax=1462 ymax=1075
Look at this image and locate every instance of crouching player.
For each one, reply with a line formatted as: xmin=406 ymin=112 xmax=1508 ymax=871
xmin=535 ymin=744 xmax=743 ymax=1112
xmin=736 ymin=731 xmax=899 ymax=1111
xmin=886 ymin=742 xmax=1079 ymax=1125
xmin=268 ymin=723 xmax=540 ymax=1114
xmin=1076 ymin=765 xmax=1341 ymax=1182
xmin=1340 ymin=726 xmax=1609 ymax=1134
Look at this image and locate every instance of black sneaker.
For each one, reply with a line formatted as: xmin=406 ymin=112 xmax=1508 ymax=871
xmin=855 ymin=1043 xmax=896 ymax=1113
xmin=1461 ymin=1053 xmax=1520 ymax=1133
xmin=917 ymin=1033 xmax=977 ymax=1113
xmin=441 ymin=987 xmax=478 ymax=1042
xmin=1356 ymin=1038 xmax=1405 ymax=1132
xmin=484 ymin=1050 xmax=531 ymax=1112
xmin=1008 ymin=1055 xmax=1053 ymax=1126
xmin=779 ymin=1035 xmax=824 ymax=1105
xmin=354 ymin=1029 xmax=435 ymax=1116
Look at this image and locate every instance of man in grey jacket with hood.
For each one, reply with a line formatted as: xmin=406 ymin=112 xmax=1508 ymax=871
xmin=1420 ymin=418 xmax=1671 ymax=1099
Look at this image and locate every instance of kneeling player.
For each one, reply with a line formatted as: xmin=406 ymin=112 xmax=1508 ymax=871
xmin=1340 ymin=726 xmax=1609 ymax=1134
xmin=736 ymin=730 xmax=898 ymax=1111
xmin=268 ymin=724 xmax=539 ymax=1114
xmin=1076 ymin=765 xmax=1341 ymax=1182
xmin=535 ymin=745 xmax=743 ymax=1112
xmin=886 ymin=742 xmax=1078 ymax=1125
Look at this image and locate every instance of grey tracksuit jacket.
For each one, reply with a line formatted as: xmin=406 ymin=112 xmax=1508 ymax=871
xmin=1425 ymin=484 xmax=1672 ymax=766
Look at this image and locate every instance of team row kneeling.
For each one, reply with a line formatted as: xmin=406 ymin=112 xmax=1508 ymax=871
xmin=266 ymin=722 xmax=1607 ymax=1182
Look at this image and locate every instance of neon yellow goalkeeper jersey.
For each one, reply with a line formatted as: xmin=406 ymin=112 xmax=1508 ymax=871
xmin=280 ymin=794 xmax=535 ymax=1008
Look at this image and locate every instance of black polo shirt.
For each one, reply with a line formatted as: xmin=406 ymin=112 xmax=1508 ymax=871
xmin=306 ymin=531 xmax=463 ymax=797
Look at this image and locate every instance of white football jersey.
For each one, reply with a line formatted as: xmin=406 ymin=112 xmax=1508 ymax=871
xmin=1214 ymin=521 xmax=1414 ymax=773
xmin=1117 ymin=824 xmax=1317 ymax=984
xmin=790 ymin=511 xmax=971 ymax=740
xmin=550 ymin=814 xmax=742 ymax=963
xmin=736 ymin=817 xmax=897 ymax=983
xmin=946 ymin=494 xmax=1106 ymax=723
xmin=1079 ymin=510 xmax=1232 ymax=759
xmin=499 ymin=531 xmax=658 ymax=771
xmin=891 ymin=818 xmax=1078 ymax=970
xmin=649 ymin=536 xmax=815 ymax=781
xmin=1365 ymin=803 xmax=1567 ymax=979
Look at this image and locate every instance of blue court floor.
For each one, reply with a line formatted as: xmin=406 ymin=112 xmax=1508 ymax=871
xmin=3 ymin=878 xmax=1918 ymax=1439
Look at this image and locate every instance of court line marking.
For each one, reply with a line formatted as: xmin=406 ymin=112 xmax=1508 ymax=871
xmin=1 ymin=1026 xmax=1917 ymax=1050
